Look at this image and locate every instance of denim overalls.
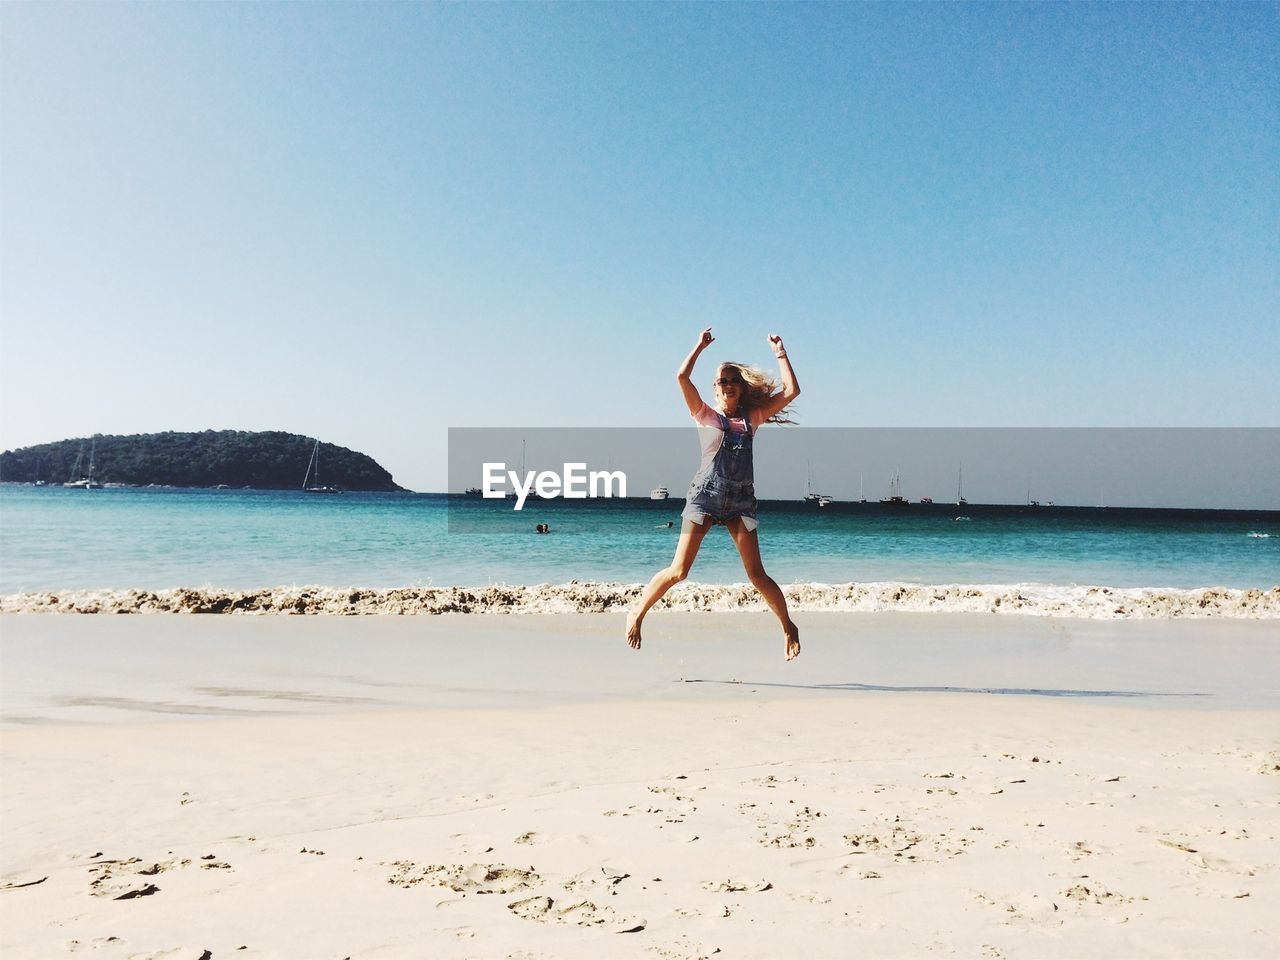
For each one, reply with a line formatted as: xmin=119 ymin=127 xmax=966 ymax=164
xmin=681 ymin=411 xmax=758 ymax=527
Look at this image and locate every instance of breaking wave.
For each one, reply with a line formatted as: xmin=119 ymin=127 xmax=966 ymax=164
xmin=2 ymin=581 xmax=1278 ymax=618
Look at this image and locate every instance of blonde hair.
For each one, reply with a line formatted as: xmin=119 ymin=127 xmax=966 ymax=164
xmin=718 ymin=362 xmax=797 ymax=425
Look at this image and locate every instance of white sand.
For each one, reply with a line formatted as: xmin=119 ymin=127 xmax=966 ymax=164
xmin=2 ymin=613 xmax=1278 ymax=958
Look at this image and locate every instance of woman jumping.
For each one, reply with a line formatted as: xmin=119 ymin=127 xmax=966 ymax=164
xmin=626 ymin=328 xmax=802 ymax=660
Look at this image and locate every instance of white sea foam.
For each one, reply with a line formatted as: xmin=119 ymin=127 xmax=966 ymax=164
xmin=1 ymin=581 xmax=1277 ymax=618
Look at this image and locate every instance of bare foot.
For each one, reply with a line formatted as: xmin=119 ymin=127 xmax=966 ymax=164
xmin=626 ymin=610 xmax=643 ymax=651
xmin=784 ymin=621 xmax=800 ymax=661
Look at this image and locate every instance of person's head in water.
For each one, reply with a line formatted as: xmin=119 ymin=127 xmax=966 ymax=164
xmin=714 ymin=362 xmax=795 ymax=424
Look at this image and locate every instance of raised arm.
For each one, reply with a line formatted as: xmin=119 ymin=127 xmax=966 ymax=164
xmin=676 ymin=327 xmax=714 ymax=416
xmin=755 ymin=333 xmax=800 ymax=423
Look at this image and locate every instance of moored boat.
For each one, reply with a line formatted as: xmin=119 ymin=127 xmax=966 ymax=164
xmin=302 ymin=439 xmax=342 ymax=494
xmin=63 ymin=440 xmax=103 ymax=489
xmin=879 ymin=471 xmax=907 ymax=505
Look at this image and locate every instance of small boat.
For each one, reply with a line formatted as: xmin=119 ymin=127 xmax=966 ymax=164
xmin=302 ymin=439 xmax=342 ymax=494
xmin=957 ymin=465 xmax=967 ymax=506
xmin=63 ymin=440 xmax=103 ymax=489
xmin=650 ymin=486 xmax=670 ymax=500
xmin=879 ymin=471 xmax=907 ymax=505
xmin=803 ymin=460 xmax=829 ymax=504
xmin=818 ymin=495 xmax=833 ymax=507
xmin=508 ymin=439 xmax=528 ymax=500
xmin=464 ymin=486 xmax=483 ymax=496
xmin=919 ymin=496 xmax=933 ymax=504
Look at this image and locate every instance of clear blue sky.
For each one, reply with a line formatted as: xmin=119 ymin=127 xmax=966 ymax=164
xmin=2 ymin=2 xmax=1276 ymax=492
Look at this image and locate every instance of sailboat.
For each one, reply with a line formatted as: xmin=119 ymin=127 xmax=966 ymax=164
xmin=879 ymin=470 xmax=907 ymax=505
xmin=956 ymin=465 xmax=967 ymax=506
xmin=803 ymin=460 xmax=828 ymax=504
xmin=507 ymin=440 xmax=526 ymax=500
xmin=302 ymin=439 xmax=342 ymax=494
xmin=63 ymin=440 xmax=103 ymax=489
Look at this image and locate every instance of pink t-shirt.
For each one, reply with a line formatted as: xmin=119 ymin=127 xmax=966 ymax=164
xmin=691 ymin=402 xmax=766 ymax=475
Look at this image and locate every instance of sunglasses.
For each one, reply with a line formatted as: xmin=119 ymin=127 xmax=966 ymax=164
xmin=714 ymin=377 xmax=743 ymax=387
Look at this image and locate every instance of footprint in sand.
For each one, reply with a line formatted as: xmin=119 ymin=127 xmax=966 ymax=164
xmin=1155 ymin=836 xmax=1256 ymax=875
xmin=971 ymin=890 xmax=1063 ymax=927
xmin=1063 ymin=881 xmax=1133 ymax=906
xmin=644 ymin=785 xmax=697 ymax=825
xmin=745 ymin=803 xmax=825 ymax=849
xmin=843 ymin=823 xmax=927 ymax=860
xmin=843 ymin=832 xmax=886 ymax=852
xmin=786 ymin=890 xmax=832 ymax=905
xmin=841 ymin=822 xmax=971 ymax=866
xmin=701 ymin=878 xmax=772 ymax=893
xmin=386 ymin=861 xmax=540 ymax=893
xmin=88 ymin=855 xmax=211 ymax=899
xmin=1195 ymin=853 xmax=1258 ymax=876
xmin=646 ymin=935 xmax=720 ymax=959
xmin=507 ymin=894 xmax=644 ymax=932
xmin=747 ymin=774 xmax=799 ymax=789
xmin=509 ymin=895 xmax=555 ymax=918
xmin=564 ymin=866 xmax=631 ymax=895
xmin=1069 ymin=840 xmax=1098 ymax=861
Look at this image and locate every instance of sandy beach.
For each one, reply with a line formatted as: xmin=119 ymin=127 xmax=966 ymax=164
xmin=2 ymin=612 xmax=1278 ymax=958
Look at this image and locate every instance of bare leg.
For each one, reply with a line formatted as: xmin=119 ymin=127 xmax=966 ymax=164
xmin=726 ymin=518 xmax=800 ymax=661
xmin=627 ymin=518 xmax=711 ymax=650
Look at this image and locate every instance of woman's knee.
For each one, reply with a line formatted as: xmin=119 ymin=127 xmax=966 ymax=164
xmin=746 ymin=568 xmax=770 ymax=588
xmin=670 ymin=563 xmax=691 ymax=583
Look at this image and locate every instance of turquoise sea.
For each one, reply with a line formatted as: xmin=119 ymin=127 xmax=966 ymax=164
xmin=0 ymin=485 xmax=1276 ymax=594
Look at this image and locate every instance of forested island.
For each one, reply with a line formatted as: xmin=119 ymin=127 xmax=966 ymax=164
xmin=0 ymin=431 xmax=405 ymax=491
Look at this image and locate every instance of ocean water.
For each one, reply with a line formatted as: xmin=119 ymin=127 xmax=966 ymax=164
xmin=0 ymin=484 xmax=1276 ymax=595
